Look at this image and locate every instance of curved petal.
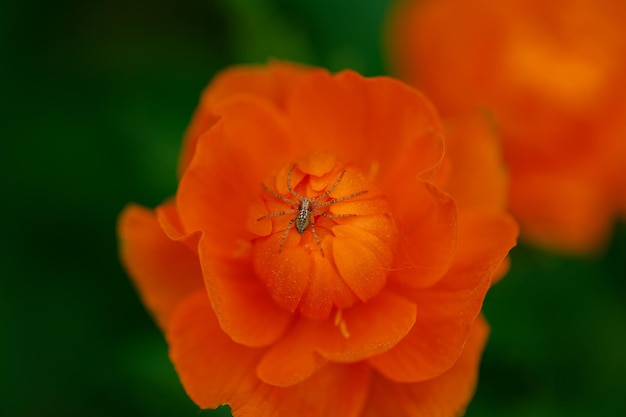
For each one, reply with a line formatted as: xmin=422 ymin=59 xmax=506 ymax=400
xmin=169 ymin=292 xmax=372 ymax=417
xmin=452 ymin=211 xmax=519 ymax=274
xmin=359 ymin=74 xmax=445 ymax=184
xmin=332 ymin=233 xmax=389 ymax=301
xmin=239 ymin=362 xmax=371 ymax=417
xmin=252 ymin=235 xmax=313 ymax=313
xmin=362 ymin=316 xmax=489 ymax=417
xmin=297 ymin=250 xmax=359 ymax=318
xmin=117 ymin=204 xmax=204 ymax=330
xmin=178 ymin=61 xmax=313 ymax=175
xmin=199 ymin=238 xmax=294 ymax=348
xmin=177 ymin=97 xmax=296 ymax=256
xmin=200 ymin=61 xmax=312 ymax=112
xmin=390 ymin=182 xmax=457 ymax=289
xmin=286 ymin=69 xmax=445 ymax=182
xmin=256 ymin=291 xmax=416 ymax=387
xmin=317 ymin=291 xmax=417 ymax=362
xmin=155 ymin=200 xmax=201 ymax=252
xmin=286 ymin=69 xmax=367 ymax=162
xmin=367 ymin=282 xmax=486 ymax=383
xmin=178 ymin=110 xmax=220 ymax=178
xmin=441 ymin=112 xmax=508 ymax=212
xmin=369 ymin=211 xmax=516 ymax=382
xmin=255 ymin=321 xmax=328 ymax=387
xmin=167 ymin=291 xmax=263 ymax=409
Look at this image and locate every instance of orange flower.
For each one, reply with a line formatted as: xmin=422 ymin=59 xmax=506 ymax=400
xmin=118 ymin=62 xmax=518 ymax=417
xmin=388 ymin=0 xmax=626 ymax=253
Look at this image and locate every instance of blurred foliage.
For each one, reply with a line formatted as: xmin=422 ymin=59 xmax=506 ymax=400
xmin=1 ymin=0 xmax=624 ymax=416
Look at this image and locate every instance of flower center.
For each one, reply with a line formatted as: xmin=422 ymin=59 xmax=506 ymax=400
xmin=247 ymin=152 xmax=398 ymax=320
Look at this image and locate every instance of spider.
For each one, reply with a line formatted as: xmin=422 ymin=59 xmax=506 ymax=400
xmin=257 ymin=165 xmax=368 ymax=256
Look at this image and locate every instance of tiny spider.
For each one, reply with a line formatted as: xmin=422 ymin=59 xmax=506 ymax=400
xmin=257 ymin=165 xmax=368 ymax=256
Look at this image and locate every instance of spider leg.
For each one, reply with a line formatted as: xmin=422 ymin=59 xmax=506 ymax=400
xmin=278 ymin=217 xmax=296 ymax=253
xmin=262 ymin=183 xmax=299 ymax=206
xmin=309 ymin=220 xmax=325 ymax=257
xmin=286 ymin=164 xmax=304 ymax=201
xmin=316 ymin=190 xmax=368 ymax=208
xmin=312 ymin=170 xmax=346 ymax=203
xmin=257 ymin=208 xmax=299 ymax=221
xmin=318 ymin=212 xmax=357 ymax=219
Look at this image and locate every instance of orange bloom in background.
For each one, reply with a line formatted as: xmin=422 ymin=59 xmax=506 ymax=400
xmin=118 ymin=61 xmax=518 ymax=417
xmin=388 ymin=0 xmax=626 ymax=254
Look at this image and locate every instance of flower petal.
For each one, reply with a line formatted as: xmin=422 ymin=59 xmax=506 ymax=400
xmin=253 ymin=236 xmax=313 ymax=313
xmin=117 ymin=204 xmax=204 ymax=329
xmin=155 ymin=200 xmax=201 ymax=252
xmin=169 ymin=292 xmax=372 ymax=417
xmin=179 ymin=61 xmax=313 ymax=175
xmin=255 ymin=321 xmax=328 ymax=387
xmin=241 ymin=362 xmax=371 ymax=417
xmin=359 ymin=75 xmax=445 ymax=184
xmin=297 ymin=250 xmax=359 ymax=318
xmin=390 ymin=182 xmax=457 ymax=288
xmin=362 ymin=316 xmax=489 ymax=417
xmin=256 ymin=291 xmax=416 ymax=387
xmin=199 ymin=239 xmax=294 ymax=348
xmin=286 ymin=69 xmax=366 ymax=161
xmin=331 ymin=219 xmax=397 ymax=302
xmin=177 ymin=97 xmax=295 ymax=256
xmin=167 ymin=291 xmax=263 ymax=409
xmin=452 ymin=211 xmax=519 ymax=274
xmin=332 ymin=233 xmax=388 ymax=301
xmin=442 ymin=113 xmax=508 ymax=212
xmin=367 ymin=284 xmax=485 ymax=383
xmin=287 ymin=69 xmax=445 ymax=182
xmin=370 ymin=211 xmax=516 ymax=382
xmin=317 ymin=291 xmax=417 ymax=362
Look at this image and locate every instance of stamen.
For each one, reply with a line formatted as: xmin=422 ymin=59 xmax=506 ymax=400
xmin=334 ymin=309 xmax=350 ymax=339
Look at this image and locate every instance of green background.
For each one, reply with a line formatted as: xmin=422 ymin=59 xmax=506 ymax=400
xmin=2 ymin=0 xmax=625 ymax=416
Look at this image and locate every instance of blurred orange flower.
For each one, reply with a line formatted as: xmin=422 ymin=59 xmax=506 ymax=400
xmin=118 ymin=62 xmax=517 ymax=417
xmin=388 ymin=0 xmax=626 ymax=253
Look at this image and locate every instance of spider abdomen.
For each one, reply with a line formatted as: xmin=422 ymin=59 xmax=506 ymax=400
xmin=296 ymin=198 xmax=313 ymax=234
